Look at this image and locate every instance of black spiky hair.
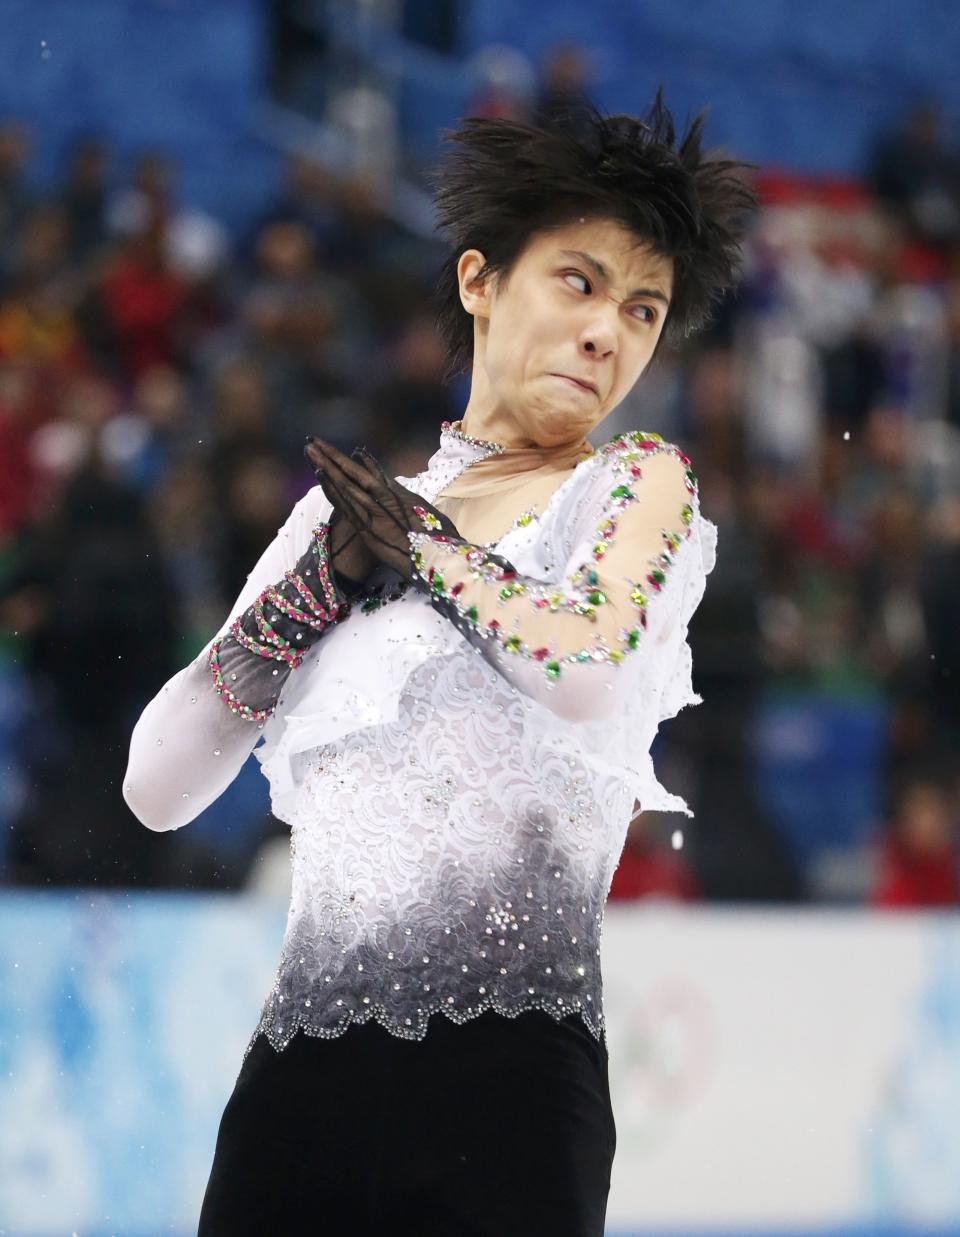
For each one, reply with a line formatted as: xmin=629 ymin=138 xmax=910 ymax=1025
xmin=431 ymin=87 xmax=759 ymax=379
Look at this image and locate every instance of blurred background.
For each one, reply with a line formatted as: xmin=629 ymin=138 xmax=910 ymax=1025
xmin=0 ymin=1 xmax=958 ymax=1233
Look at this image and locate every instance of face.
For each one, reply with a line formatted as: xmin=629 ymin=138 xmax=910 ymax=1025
xmin=458 ymin=217 xmax=673 ymax=447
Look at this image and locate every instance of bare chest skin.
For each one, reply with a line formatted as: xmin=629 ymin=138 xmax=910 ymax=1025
xmin=431 ymin=466 xmax=577 ymax=547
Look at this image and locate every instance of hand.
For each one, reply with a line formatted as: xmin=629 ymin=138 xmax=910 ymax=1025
xmin=304 ymin=435 xmax=460 ymax=582
xmin=304 ymin=441 xmax=379 ymax=591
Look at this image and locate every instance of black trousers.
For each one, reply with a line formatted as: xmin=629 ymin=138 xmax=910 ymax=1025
xmin=198 ymin=1007 xmax=616 ymax=1236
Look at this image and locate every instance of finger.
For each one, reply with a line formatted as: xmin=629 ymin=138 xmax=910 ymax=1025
xmin=338 ymin=459 xmax=410 ymax=539
xmin=351 ymin=445 xmax=385 ymax=484
xmin=313 ymin=441 xmax=410 ymax=544
xmin=311 ymin=441 xmax=410 ymax=541
xmin=308 ymin=457 xmax=364 ymax=524
xmin=354 ymin=454 xmax=431 ymax=536
xmin=327 ymin=473 xmax=378 ymax=537
xmin=349 ymin=452 xmax=413 ymax=537
xmin=358 ymin=447 xmax=403 ymax=499
xmin=317 ymin=456 xmax=381 ymax=517
xmin=322 ymin=470 xmax=368 ymax=529
xmin=306 ymin=440 xmax=361 ymax=491
xmin=308 ymin=437 xmax=378 ymax=492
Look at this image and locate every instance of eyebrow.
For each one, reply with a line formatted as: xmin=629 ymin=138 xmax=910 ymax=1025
xmin=558 ymin=249 xmax=671 ymax=305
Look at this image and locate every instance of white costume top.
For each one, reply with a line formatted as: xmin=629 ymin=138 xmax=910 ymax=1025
xmin=124 ymin=421 xmax=717 ymax=1056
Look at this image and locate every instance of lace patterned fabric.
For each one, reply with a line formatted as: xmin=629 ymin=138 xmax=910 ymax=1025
xmin=243 ymin=423 xmax=716 ymax=1058
xmin=124 ymin=420 xmax=717 ymax=1056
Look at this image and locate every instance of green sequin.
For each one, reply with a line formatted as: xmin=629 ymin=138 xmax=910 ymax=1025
xmin=466 ymin=605 xmax=478 ymax=622
xmin=609 ymin=484 xmax=636 ymax=500
xmin=499 ymin=586 xmax=514 ymax=600
xmin=586 ymin=590 xmax=607 ymax=606
xmin=627 ymin=628 xmax=640 ymax=649
xmin=546 ymin=660 xmax=561 ymax=679
xmin=505 ymin=634 xmax=522 ymax=652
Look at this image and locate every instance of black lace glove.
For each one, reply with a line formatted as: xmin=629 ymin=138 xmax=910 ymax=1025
xmin=305 ymin=436 xmax=461 ymax=583
xmin=304 ymin=439 xmax=388 ymax=600
xmin=208 ymin=519 xmax=349 ymax=722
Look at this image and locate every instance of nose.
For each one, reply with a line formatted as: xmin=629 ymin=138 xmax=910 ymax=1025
xmin=579 ymin=307 xmax=618 ymax=360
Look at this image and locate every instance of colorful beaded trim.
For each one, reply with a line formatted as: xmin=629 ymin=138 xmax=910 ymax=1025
xmin=208 ymin=520 xmax=342 ymax=722
xmin=440 ymin=418 xmax=595 ymax=467
xmin=408 ymin=431 xmax=698 ymax=684
xmin=412 ymin=504 xmax=442 ymax=532
xmin=439 ymin=419 xmax=506 ymax=456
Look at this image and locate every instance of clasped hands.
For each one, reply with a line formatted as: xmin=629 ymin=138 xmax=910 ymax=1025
xmin=303 ymin=435 xmax=459 ymax=589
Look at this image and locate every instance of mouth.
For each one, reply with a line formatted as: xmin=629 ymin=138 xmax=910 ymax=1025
xmin=550 ymin=373 xmax=598 ymax=396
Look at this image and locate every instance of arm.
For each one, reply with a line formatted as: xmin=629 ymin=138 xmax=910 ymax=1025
xmin=407 ymin=439 xmax=699 ymax=723
xmin=123 ymin=486 xmax=349 ymax=832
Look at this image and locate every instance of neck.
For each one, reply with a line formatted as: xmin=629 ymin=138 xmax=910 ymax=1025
xmin=440 ymin=414 xmax=596 ymax=500
xmin=459 ymin=401 xmax=538 ymax=451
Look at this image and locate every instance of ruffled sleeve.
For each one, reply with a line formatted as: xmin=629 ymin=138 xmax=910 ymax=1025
xmin=544 ymin=506 xmax=718 ymax=820
xmin=250 ymin=571 xmax=462 ymax=823
xmin=656 ymin=512 xmax=717 ymax=724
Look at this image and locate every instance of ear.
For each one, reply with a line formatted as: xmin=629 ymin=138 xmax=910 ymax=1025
xmin=456 ymin=249 xmax=492 ymax=320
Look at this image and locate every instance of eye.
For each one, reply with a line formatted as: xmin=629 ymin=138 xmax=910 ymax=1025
xmin=630 ymin=304 xmax=658 ymax=325
xmin=563 ymin=271 xmax=591 ymax=294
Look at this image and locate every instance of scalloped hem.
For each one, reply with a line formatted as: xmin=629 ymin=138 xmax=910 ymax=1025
xmin=242 ymin=993 xmax=606 ymax=1061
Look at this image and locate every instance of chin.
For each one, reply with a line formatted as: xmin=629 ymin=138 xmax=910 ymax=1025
xmin=528 ymin=398 xmax=588 ymax=430
xmin=527 ymin=419 xmax=577 ymax=446
xmin=538 ymin=409 xmax=598 ymax=444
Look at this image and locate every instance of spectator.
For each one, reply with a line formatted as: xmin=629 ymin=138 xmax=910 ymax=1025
xmin=60 ymin=134 xmax=111 ymax=263
xmin=93 ymin=219 xmax=189 ymax=382
xmin=608 ymin=812 xmax=700 ymax=902
xmin=866 ymin=100 xmax=960 ymax=251
xmin=243 ymin=152 xmax=343 ymax=266
xmin=534 ymin=43 xmax=595 ymax=135
xmin=0 ymin=120 xmax=32 ymax=260
xmin=2 ymin=452 xmax=181 ymax=886
xmin=465 ymin=45 xmax=536 ymax=123
xmin=107 ymin=149 xmax=230 ymax=281
xmin=0 ymin=89 xmax=953 ymax=906
xmin=870 ymin=779 xmax=960 ymax=908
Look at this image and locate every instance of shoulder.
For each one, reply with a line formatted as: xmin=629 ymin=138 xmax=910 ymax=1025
xmin=556 ymin=431 xmax=699 ymax=560
xmin=597 ymin=429 xmax=697 ymax=483
xmin=580 ymin=429 xmax=699 ymax=511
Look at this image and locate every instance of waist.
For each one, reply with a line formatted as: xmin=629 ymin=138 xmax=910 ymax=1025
xmin=247 ymin=892 xmax=606 ymax=1058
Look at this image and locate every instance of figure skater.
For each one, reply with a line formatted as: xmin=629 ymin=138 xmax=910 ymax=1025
xmin=124 ymin=88 xmax=756 ymax=1235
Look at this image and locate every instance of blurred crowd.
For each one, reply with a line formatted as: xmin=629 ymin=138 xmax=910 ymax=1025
xmin=0 ymin=74 xmax=958 ymax=909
